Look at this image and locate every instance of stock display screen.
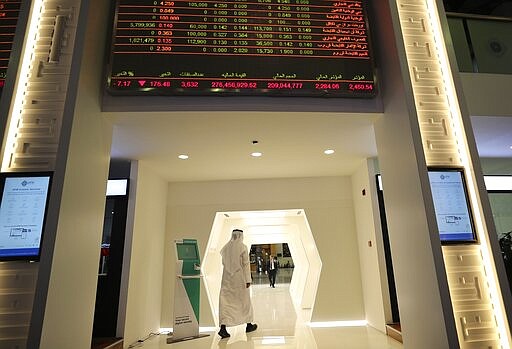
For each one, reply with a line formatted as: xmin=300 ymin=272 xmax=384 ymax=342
xmin=0 ymin=0 xmax=22 ymax=92
xmin=107 ymin=0 xmax=376 ymax=97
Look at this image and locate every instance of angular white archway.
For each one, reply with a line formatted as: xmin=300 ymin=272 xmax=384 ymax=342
xmin=202 ymin=209 xmax=322 ymax=326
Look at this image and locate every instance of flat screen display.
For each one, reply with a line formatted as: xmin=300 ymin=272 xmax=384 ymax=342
xmin=176 ymin=242 xmax=199 ymax=260
xmin=0 ymin=172 xmax=53 ymax=260
xmin=106 ymin=179 xmax=128 ymax=196
xmin=428 ymin=168 xmax=476 ymax=243
xmin=107 ymin=0 xmax=376 ymax=97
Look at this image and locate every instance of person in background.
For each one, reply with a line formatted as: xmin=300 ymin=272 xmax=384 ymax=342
xmin=218 ymin=229 xmax=258 ymax=339
xmin=266 ymin=254 xmax=278 ymax=288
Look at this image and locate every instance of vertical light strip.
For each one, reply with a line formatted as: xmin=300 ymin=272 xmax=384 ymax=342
xmin=396 ymin=0 xmax=511 ymax=347
xmin=1 ymin=0 xmax=45 ymax=171
xmin=424 ymin=3 xmax=468 ymax=167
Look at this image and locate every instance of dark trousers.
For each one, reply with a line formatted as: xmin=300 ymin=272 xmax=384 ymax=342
xmin=268 ymin=269 xmax=277 ymax=286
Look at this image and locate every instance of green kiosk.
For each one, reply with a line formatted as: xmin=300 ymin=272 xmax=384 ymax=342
xmin=167 ymin=239 xmax=209 ymax=344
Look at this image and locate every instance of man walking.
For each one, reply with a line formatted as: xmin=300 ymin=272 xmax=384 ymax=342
xmin=267 ymin=255 xmax=278 ymax=288
xmin=218 ymin=229 xmax=258 ymax=339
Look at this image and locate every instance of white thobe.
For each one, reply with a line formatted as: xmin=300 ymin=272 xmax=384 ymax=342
xmin=219 ymin=245 xmax=253 ymax=326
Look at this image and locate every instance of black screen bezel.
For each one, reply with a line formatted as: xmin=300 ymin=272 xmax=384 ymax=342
xmin=0 ymin=171 xmax=53 ymax=262
xmin=427 ymin=167 xmax=478 ymax=244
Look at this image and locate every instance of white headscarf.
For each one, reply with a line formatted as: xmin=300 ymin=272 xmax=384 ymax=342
xmin=220 ymin=229 xmax=246 ymax=275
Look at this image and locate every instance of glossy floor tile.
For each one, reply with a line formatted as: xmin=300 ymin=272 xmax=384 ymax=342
xmin=134 ymin=269 xmax=402 ymax=349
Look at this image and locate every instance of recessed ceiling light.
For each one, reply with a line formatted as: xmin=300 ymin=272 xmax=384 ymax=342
xmin=178 ymin=154 xmax=189 ymax=160
xmin=251 ymin=152 xmax=262 ymax=157
xmin=324 ymin=149 xmax=335 ymax=155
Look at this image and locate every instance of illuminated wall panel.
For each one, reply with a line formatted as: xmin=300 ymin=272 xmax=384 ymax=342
xmin=395 ymin=0 xmax=511 ymax=347
xmin=444 ymin=246 xmax=501 ymax=347
xmin=0 ymin=262 xmax=37 ymax=348
xmin=0 ymin=0 xmax=82 ymax=347
xmin=1 ymin=0 xmax=80 ymax=171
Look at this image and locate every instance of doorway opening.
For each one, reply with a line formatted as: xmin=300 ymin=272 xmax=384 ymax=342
xmin=93 ymin=189 xmax=129 ymax=338
xmin=250 ymin=243 xmax=297 ymax=335
xmin=201 ymin=209 xmax=322 ymax=326
xmin=250 ymin=243 xmax=294 ymax=287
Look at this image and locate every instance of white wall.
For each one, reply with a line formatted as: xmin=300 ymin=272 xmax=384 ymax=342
xmin=480 ymin=158 xmax=512 ymax=175
xmin=120 ymin=161 xmax=167 ymax=346
xmin=480 ymin=158 xmax=512 ymax=236
xmin=162 ymin=176 xmax=365 ymax=327
xmin=39 ymin=1 xmax=113 ymax=346
xmin=460 ymin=74 xmax=512 ymax=117
xmin=351 ymin=160 xmax=390 ymax=333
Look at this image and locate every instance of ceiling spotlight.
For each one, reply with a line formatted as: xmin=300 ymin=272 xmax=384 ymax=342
xmin=178 ymin=154 xmax=189 ymax=160
xmin=251 ymin=152 xmax=262 ymax=157
xmin=324 ymin=149 xmax=335 ymax=155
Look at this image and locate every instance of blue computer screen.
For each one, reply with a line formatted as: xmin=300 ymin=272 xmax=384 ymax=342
xmin=0 ymin=172 xmax=52 ymax=260
xmin=428 ymin=168 xmax=476 ymax=243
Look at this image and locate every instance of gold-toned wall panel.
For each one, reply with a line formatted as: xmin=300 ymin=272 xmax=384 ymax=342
xmin=5 ymin=1 xmax=78 ymax=171
xmin=398 ymin=0 xmax=462 ymax=166
xmin=0 ymin=262 xmax=37 ymax=349
xmin=396 ymin=0 xmax=509 ymax=347
xmin=444 ymin=245 xmax=501 ymax=348
xmin=0 ymin=0 xmax=82 ymax=347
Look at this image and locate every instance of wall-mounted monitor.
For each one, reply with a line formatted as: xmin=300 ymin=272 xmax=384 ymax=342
xmin=0 ymin=172 xmax=53 ymax=261
xmin=427 ymin=168 xmax=477 ymax=243
xmin=106 ymin=0 xmax=376 ymax=97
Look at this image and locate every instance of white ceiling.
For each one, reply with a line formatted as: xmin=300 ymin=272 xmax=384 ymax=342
xmin=108 ymin=111 xmax=512 ymax=182
xmin=109 ymin=111 xmax=380 ymax=182
xmin=471 ymin=116 xmax=512 ymax=158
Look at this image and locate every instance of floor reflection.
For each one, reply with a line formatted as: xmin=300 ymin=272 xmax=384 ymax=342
xmin=137 ymin=268 xmax=402 ymax=349
xmin=211 ymin=268 xmax=316 ymax=349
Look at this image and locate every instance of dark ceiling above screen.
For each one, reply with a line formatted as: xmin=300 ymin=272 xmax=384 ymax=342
xmin=443 ymin=0 xmax=512 ymax=18
xmin=107 ymin=0 xmax=376 ymax=97
xmin=0 ymin=1 xmax=22 ymax=94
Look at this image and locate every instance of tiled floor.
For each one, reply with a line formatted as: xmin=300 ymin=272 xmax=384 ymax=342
xmin=135 ymin=269 xmax=402 ymax=349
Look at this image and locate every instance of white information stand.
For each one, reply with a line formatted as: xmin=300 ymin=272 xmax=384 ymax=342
xmin=167 ymin=239 xmax=209 ymax=344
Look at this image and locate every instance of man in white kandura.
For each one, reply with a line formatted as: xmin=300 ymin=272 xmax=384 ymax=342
xmin=218 ymin=229 xmax=258 ymax=339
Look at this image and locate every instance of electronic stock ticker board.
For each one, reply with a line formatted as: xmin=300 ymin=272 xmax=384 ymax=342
xmin=0 ymin=0 xmax=21 ymax=93
xmin=107 ymin=0 xmax=376 ymax=97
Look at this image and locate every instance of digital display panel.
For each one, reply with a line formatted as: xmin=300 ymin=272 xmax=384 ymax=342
xmin=107 ymin=0 xmax=375 ymax=97
xmin=0 ymin=0 xmax=22 ymax=93
xmin=106 ymin=179 xmax=128 ymax=196
xmin=0 ymin=172 xmax=52 ymax=260
xmin=176 ymin=242 xmax=199 ymax=260
xmin=428 ymin=168 xmax=476 ymax=243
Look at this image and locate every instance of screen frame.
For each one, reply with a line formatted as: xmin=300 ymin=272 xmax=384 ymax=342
xmin=0 ymin=171 xmax=53 ymax=262
xmin=427 ymin=166 xmax=478 ymax=244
